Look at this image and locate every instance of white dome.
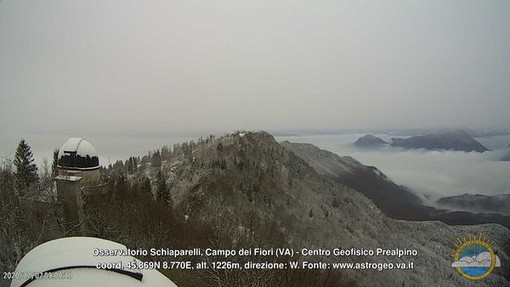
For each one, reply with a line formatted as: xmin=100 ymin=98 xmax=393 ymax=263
xmin=58 ymin=138 xmax=100 ymax=170
xmin=59 ymin=138 xmax=97 ymax=158
xmin=11 ymin=237 xmax=178 ymax=287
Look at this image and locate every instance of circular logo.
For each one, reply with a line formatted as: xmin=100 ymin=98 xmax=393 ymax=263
xmin=451 ymin=234 xmax=500 ymax=280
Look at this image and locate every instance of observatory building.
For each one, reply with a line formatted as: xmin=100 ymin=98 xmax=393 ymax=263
xmin=55 ymin=137 xmax=103 ymax=235
xmin=57 ymin=138 xmax=100 ymax=183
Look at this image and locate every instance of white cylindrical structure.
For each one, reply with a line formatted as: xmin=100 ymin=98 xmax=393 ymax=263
xmin=11 ymin=237 xmax=178 ymax=287
xmin=57 ymin=138 xmax=100 ymax=183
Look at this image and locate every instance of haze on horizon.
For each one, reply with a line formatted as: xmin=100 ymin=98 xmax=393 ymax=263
xmin=1 ymin=0 xmax=509 ymax=142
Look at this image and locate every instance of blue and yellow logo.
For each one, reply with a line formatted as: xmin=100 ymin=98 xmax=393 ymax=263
xmin=451 ymin=234 xmax=501 ymax=280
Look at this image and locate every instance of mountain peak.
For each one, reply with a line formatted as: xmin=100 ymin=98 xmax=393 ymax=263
xmin=354 ymin=134 xmax=388 ymax=148
xmin=390 ymin=130 xmax=489 ymax=152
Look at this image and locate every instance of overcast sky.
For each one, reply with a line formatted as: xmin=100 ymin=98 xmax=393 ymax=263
xmin=1 ymin=0 xmax=509 ymax=139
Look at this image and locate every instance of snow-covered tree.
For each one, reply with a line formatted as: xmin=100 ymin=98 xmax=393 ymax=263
xmin=13 ymin=139 xmax=39 ymax=194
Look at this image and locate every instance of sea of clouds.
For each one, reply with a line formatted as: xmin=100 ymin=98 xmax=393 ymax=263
xmin=277 ymin=133 xmax=510 ymax=206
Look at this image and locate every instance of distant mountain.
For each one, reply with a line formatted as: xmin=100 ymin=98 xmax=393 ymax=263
xmin=502 ymin=145 xmax=510 ymax=161
xmin=463 ymin=129 xmax=510 ymax=137
xmin=390 ymin=130 xmax=489 ymax=152
xmin=282 ymin=140 xmax=510 ymax=229
xmin=438 ymin=194 xmax=510 ymax=216
xmin=354 ymin=134 xmax=387 ymax=148
xmin=281 ymin=141 xmax=431 ymax=220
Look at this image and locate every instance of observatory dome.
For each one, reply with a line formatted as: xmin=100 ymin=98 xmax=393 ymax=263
xmin=58 ymin=138 xmax=99 ymax=171
xmin=10 ymin=237 xmax=178 ymax=287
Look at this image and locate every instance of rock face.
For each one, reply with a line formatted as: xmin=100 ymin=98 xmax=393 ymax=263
xmin=390 ymin=130 xmax=489 ymax=152
xmin=156 ymin=131 xmax=509 ymax=286
xmin=354 ymin=134 xmax=388 ymax=148
xmin=438 ymin=194 xmax=510 ymax=216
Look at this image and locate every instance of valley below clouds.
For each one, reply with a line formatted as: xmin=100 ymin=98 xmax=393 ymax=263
xmin=277 ymin=133 xmax=510 ymax=208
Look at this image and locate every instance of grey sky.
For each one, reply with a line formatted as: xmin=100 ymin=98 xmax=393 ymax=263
xmin=1 ymin=0 xmax=509 ymax=139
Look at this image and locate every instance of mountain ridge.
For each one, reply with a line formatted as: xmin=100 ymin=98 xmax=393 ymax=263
xmin=437 ymin=193 xmax=510 ymax=216
xmin=147 ymin=131 xmax=509 ymax=286
xmin=390 ymin=130 xmax=489 ymax=152
xmin=354 ymin=134 xmax=388 ymax=148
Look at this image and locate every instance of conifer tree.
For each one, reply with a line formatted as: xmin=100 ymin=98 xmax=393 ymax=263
xmin=51 ymin=148 xmax=59 ymax=178
xmin=13 ymin=139 xmax=39 ymax=194
xmin=155 ymin=170 xmax=170 ymax=204
xmin=126 ymin=156 xmax=137 ymax=174
xmin=152 ymin=151 xmax=162 ymax=168
xmin=141 ymin=176 xmax=151 ymax=194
